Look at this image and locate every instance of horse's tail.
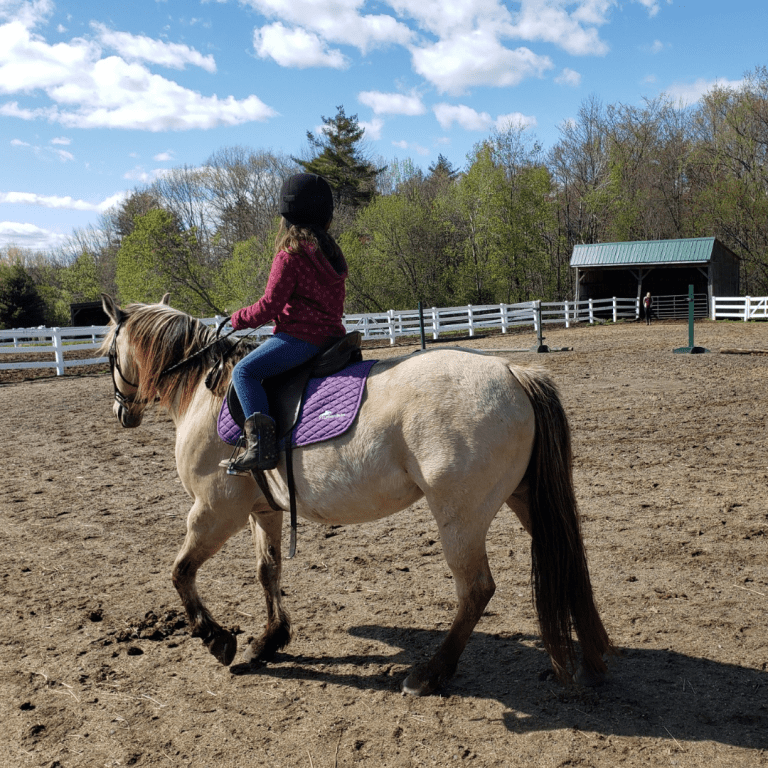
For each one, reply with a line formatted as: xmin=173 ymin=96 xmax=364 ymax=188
xmin=508 ymin=365 xmax=615 ymax=681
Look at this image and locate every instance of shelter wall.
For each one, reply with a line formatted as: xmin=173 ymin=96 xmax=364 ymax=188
xmin=710 ymin=242 xmax=740 ymax=295
xmin=577 ymin=266 xmax=708 ymax=302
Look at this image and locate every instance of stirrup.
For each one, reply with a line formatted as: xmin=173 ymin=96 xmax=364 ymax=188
xmin=219 ymin=436 xmax=252 ymax=476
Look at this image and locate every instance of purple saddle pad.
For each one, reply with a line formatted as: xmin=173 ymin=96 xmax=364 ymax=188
xmin=217 ymin=359 xmax=377 ymax=448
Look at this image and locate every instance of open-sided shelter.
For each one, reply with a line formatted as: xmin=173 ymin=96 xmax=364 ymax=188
xmin=571 ymin=237 xmax=739 ymax=311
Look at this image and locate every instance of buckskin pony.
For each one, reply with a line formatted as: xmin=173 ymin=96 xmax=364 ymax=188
xmin=100 ymin=294 xmax=614 ymax=695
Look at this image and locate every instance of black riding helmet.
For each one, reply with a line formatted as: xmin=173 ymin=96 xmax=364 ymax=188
xmin=279 ymin=173 xmax=333 ymax=228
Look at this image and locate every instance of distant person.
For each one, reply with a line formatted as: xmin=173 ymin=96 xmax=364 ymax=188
xmin=643 ymin=292 xmax=652 ymax=325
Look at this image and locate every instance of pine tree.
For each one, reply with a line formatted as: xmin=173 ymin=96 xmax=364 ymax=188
xmin=0 ymin=263 xmax=46 ymax=329
xmin=427 ymin=154 xmax=459 ymax=181
xmin=295 ymin=106 xmax=385 ymax=210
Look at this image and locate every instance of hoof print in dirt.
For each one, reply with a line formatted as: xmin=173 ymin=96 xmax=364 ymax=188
xmin=114 ymin=610 xmax=187 ymax=645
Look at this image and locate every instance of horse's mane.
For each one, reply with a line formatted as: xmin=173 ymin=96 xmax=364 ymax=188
xmin=101 ymin=303 xmax=255 ymax=415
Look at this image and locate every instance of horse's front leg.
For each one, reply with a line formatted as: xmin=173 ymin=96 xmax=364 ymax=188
xmin=172 ymin=499 xmax=249 ymax=666
xmin=242 ymin=509 xmax=292 ymax=665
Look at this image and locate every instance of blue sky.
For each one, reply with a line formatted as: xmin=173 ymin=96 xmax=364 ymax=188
xmin=1 ymin=0 xmax=767 ymax=253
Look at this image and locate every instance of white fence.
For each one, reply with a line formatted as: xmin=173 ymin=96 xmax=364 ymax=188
xmin=2 ymin=295 xmax=766 ymax=376
xmin=711 ymin=295 xmax=768 ymax=321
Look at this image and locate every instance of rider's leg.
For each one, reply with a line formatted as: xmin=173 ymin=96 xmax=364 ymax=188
xmin=230 ymin=333 xmax=320 ymax=471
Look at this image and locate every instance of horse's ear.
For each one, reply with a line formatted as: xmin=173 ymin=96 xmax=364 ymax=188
xmin=160 ymin=293 xmax=171 ymax=306
xmin=101 ymin=293 xmax=123 ymax=325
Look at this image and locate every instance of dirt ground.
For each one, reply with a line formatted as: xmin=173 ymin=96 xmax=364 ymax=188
xmin=1 ymin=319 xmax=767 ymax=768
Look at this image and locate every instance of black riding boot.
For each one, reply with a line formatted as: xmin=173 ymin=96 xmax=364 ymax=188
xmin=230 ymin=413 xmax=278 ymax=472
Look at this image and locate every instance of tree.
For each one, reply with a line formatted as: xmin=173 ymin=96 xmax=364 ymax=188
xmin=295 ymin=106 xmax=385 ymax=213
xmin=341 ymin=183 xmax=457 ymax=312
xmin=61 ymin=252 xmax=101 ymax=303
xmin=0 ymin=263 xmax=46 ymax=328
xmin=689 ymin=70 xmax=768 ymax=292
xmin=116 ymin=209 xmax=221 ymax=315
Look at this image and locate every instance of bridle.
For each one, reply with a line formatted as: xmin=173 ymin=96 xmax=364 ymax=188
xmin=108 ymin=316 xmax=248 ymax=420
xmin=107 ymin=320 xmax=148 ymax=419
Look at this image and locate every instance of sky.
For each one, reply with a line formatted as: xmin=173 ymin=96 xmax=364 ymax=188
xmin=1 ymin=0 xmax=767 ymax=253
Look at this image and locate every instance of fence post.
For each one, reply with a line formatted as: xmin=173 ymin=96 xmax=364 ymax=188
xmin=589 ymin=298 xmax=594 ymax=324
xmin=467 ymin=304 xmax=474 ymax=337
xmin=52 ymin=329 xmax=65 ymax=376
xmin=533 ymin=300 xmax=540 ymax=333
xmin=564 ymin=300 xmax=570 ymax=328
xmin=744 ymin=296 xmax=751 ymax=322
xmin=710 ymin=295 xmax=716 ymax=321
xmin=500 ymin=303 xmax=508 ymax=334
xmin=612 ymin=297 xmax=618 ymax=323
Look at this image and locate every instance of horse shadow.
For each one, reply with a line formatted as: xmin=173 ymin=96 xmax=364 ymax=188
xmin=231 ymin=624 xmax=768 ymax=751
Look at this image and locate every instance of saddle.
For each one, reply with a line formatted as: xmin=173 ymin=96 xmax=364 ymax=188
xmin=225 ymin=331 xmax=363 ymax=439
xmin=224 ymin=331 xmax=363 ymax=558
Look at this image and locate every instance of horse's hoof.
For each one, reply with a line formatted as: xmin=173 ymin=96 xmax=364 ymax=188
xmin=205 ymin=630 xmax=237 ymax=666
xmin=575 ymin=665 xmax=608 ymax=687
xmin=401 ymin=669 xmax=437 ymax=697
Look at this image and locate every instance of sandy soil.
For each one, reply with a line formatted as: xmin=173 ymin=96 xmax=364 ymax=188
xmin=1 ymin=319 xmax=767 ymax=768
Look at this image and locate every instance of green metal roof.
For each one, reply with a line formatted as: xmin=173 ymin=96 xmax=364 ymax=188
xmin=570 ymin=237 xmax=717 ymax=268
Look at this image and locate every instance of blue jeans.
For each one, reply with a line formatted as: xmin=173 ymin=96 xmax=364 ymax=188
xmin=232 ymin=333 xmax=320 ymax=418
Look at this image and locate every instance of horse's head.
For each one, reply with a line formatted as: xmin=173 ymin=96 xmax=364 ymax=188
xmin=101 ymin=293 xmax=171 ymax=428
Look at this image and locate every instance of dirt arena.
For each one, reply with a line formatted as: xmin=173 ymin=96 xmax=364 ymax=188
xmin=1 ymin=319 xmax=766 ymax=767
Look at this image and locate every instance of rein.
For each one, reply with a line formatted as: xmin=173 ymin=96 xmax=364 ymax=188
xmin=108 ymin=317 xmax=262 ymax=412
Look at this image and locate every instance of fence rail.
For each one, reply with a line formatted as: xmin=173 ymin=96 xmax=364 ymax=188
xmin=2 ymin=294 xmax=766 ymax=375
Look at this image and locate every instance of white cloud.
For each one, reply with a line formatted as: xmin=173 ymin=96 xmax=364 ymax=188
xmin=123 ymin=165 xmax=171 ymax=183
xmin=0 ymin=190 xmax=118 ymax=211
xmin=10 ymin=135 xmax=72 ymax=161
xmin=433 ymin=103 xmax=493 ymax=131
xmin=0 ymin=0 xmax=54 ymax=29
xmin=153 ymin=150 xmax=174 ymax=162
xmin=50 ymin=136 xmax=70 ymax=145
xmin=494 ymin=111 xmax=537 ymax=131
xmin=92 ymin=23 xmax=217 ymax=73
xmin=0 ymin=17 xmax=277 ymax=131
xmin=633 ymin=0 xmax=661 ymax=17
xmin=505 ymin=0 xmax=611 ymax=56
xmin=0 ymin=221 xmax=69 ymax=250
xmin=358 ymin=90 xmax=425 ymax=116
xmin=412 ymin=32 xmax=553 ymax=95
xmin=52 ymin=148 xmax=73 ymax=162
xmin=433 ymin=103 xmax=536 ymax=132
xmin=650 ymin=39 xmax=664 ymax=54
xmin=359 ymin=117 xmax=384 ymax=140
xmin=392 ymin=139 xmax=429 ymax=155
xmin=243 ymin=0 xmax=413 ymax=54
xmin=254 ymin=23 xmax=348 ymax=68
xmin=665 ymin=77 xmax=745 ymax=106
xmin=555 ymin=67 xmax=581 ymax=87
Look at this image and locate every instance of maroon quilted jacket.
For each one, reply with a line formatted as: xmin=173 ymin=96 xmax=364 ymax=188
xmin=229 ymin=242 xmax=347 ymax=346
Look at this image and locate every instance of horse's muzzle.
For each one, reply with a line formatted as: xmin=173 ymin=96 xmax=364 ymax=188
xmin=114 ymin=399 xmax=143 ymax=428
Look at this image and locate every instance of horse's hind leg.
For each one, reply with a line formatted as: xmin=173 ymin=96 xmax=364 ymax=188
xmin=402 ymin=497 xmax=497 ymax=696
xmin=241 ymin=510 xmax=292 ymax=666
xmin=172 ymin=500 xmax=249 ymax=666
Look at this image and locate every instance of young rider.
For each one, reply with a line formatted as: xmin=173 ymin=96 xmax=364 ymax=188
xmin=225 ymin=173 xmax=348 ymax=472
